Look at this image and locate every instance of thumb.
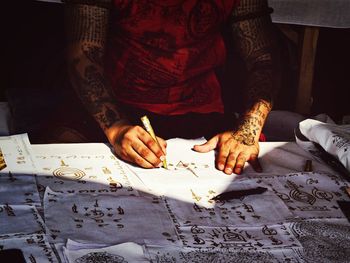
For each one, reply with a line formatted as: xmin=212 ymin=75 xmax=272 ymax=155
xmin=193 ymin=136 xmax=218 ymax=153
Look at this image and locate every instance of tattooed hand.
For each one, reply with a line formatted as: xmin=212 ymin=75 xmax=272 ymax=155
xmin=106 ymin=122 xmax=167 ymax=169
xmin=193 ymin=100 xmax=270 ymax=175
xmin=193 ymin=129 xmax=261 ymax=175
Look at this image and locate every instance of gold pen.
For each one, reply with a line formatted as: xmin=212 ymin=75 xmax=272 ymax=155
xmin=140 ymin=115 xmax=168 ymax=169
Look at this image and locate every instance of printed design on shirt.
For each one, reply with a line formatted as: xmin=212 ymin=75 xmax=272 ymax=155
xmin=110 ymin=0 xmax=226 ymax=108
xmin=140 ymin=30 xmax=177 ymax=59
xmin=188 ymin=0 xmax=221 ymax=40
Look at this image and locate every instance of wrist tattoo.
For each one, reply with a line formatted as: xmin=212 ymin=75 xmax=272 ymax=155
xmin=69 ymin=58 xmax=121 ymax=130
xmin=232 ymin=118 xmax=259 ymax=146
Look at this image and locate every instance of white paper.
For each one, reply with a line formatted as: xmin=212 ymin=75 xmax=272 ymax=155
xmin=33 ymin=143 xmax=140 ymax=197
xmin=0 ymin=134 xmax=37 ymax=174
xmin=246 ymin=171 xmax=350 ymax=219
xmin=0 ymin=173 xmax=41 ymax=206
xmin=0 ymin=205 xmax=46 ymax=238
xmin=176 ymin=223 xmax=301 ymax=250
xmin=0 ymin=234 xmax=59 ymax=263
xmin=164 ymin=193 xmax=292 ymax=227
xmin=299 ymin=119 xmax=350 ymax=171
xmin=44 ymin=187 xmax=177 ymax=245
xmin=146 ymin=245 xmax=302 ymax=263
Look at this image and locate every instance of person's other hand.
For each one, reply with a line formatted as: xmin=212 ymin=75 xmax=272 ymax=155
xmin=106 ymin=122 xmax=166 ymax=168
xmin=192 ymin=130 xmax=262 ymax=175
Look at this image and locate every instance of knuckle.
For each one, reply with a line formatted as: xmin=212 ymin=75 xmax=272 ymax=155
xmin=124 ymin=131 xmax=136 ymax=140
xmin=146 ymin=139 xmax=156 ymax=148
xmin=139 ymin=148 xmax=151 ymax=157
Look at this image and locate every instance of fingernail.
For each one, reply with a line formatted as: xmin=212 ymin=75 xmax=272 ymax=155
xmin=225 ymin=168 xmax=232 ymax=174
xmin=160 ymin=156 xmax=165 ymax=161
xmin=157 ymin=162 xmax=163 ymax=168
xmin=218 ymin=164 xmax=224 ymax=170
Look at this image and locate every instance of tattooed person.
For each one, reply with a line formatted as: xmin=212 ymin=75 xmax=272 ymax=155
xmin=63 ymin=0 xmax=281 ymax=175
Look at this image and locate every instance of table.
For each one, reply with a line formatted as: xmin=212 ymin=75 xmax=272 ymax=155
xmin=0 ymin=134 xmax=350 ymax=262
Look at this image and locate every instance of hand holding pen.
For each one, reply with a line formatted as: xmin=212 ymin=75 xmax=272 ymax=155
xmin=141 ymin=116 xmax=168 ymax=169
xmin=106 ymin=119 xmax=167 ymax=169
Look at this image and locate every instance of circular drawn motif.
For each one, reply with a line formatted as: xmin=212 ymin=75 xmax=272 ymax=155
xmin=75 ymin=252 xmax=127 ymax=263
xmin=53 ymin=167 xmax=86 ymax=180
xmin=291 ymin=220 xmax=350 ymax=263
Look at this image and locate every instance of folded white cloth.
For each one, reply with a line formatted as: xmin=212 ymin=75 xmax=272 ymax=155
xmin=299 ymin=119 xmax=350 ymax=171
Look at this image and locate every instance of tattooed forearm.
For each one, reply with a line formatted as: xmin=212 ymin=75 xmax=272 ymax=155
xmin=82 ymin=43 xmax=104 ymax=66
xmin=69 ymin=58 xmax=121 ymax=129
xmin=65 ymin=4 xmax=109 ymax=44
xmin=246 ymin=67 xmax=274 ymax=107
xmin=65 ymin=3 xmax=123 ymax=131
xmin=230 ymin=0 xmax=280 ymax=111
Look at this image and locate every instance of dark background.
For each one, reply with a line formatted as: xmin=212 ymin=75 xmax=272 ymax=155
xmin=2 ymin=1 xmax=350 ymax=131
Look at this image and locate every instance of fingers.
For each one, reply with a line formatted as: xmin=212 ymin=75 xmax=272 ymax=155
xmin=216 ymin=146 xmax=231 ymax=173
xmin=192 ymin=136 xmax=218 ymax=153
xmin=218 ymin=151 xmax=247 ymax=175
xmin=124 ymin=146 xmax=155 ymax=169
xmin=214 ymin=134 xmax=259 ymax=175
xmin=115 ymin=126 xmax=165 ymax=168
xmin=233 ymin=153 xmax=248 ymax=175
xmin=248 ymin=154 xmax=263 ymax=173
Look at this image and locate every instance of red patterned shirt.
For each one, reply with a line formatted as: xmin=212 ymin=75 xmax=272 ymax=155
xmin=105 ymin=0 xmax=239 ymax=115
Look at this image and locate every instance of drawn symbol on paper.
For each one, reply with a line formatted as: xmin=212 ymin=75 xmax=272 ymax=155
xmin=191 ymin=225 xmax=205 ymax=234
xmin=312 ymin=187 xmax=333 ymax=201
xmin=72 ymin=204 xmax=78 ymax=213
xmin=262 ymin=225 xmax=278 ymax=236
xmin=60 ymin=160 xmax=68 ymax=167
xmin=53 ymin=167 xmax=86 ymax=180
xmin=102 ymin=167 xmax=112 ymax=174
xmin=75 ymin=252 xmax=127 ymax=263
xmin=172 ymin=161 xmax=204 ymax=177
xmin=287 ymin=180 xmax=316 ymax=205
xmin=190 ymin=189 xmax=201 ymax=202
xmin=223 ymin=232 xmax=246 ymax=242
xmin=117 ymin=206 xmax=124 ymax=215
xmin=290 ymin=189 xmax=316 ymax=205
xmin=306 ymin=178 xmax=319 ymax=185
xmin=193 ymin=235 xmax=206 ymax=245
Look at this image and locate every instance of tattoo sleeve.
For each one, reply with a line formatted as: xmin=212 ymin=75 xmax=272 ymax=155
xmin=230 ymin=0 xmax=281 ymax=143
xmin=65 ymin=2 xmax=123 ymax=132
